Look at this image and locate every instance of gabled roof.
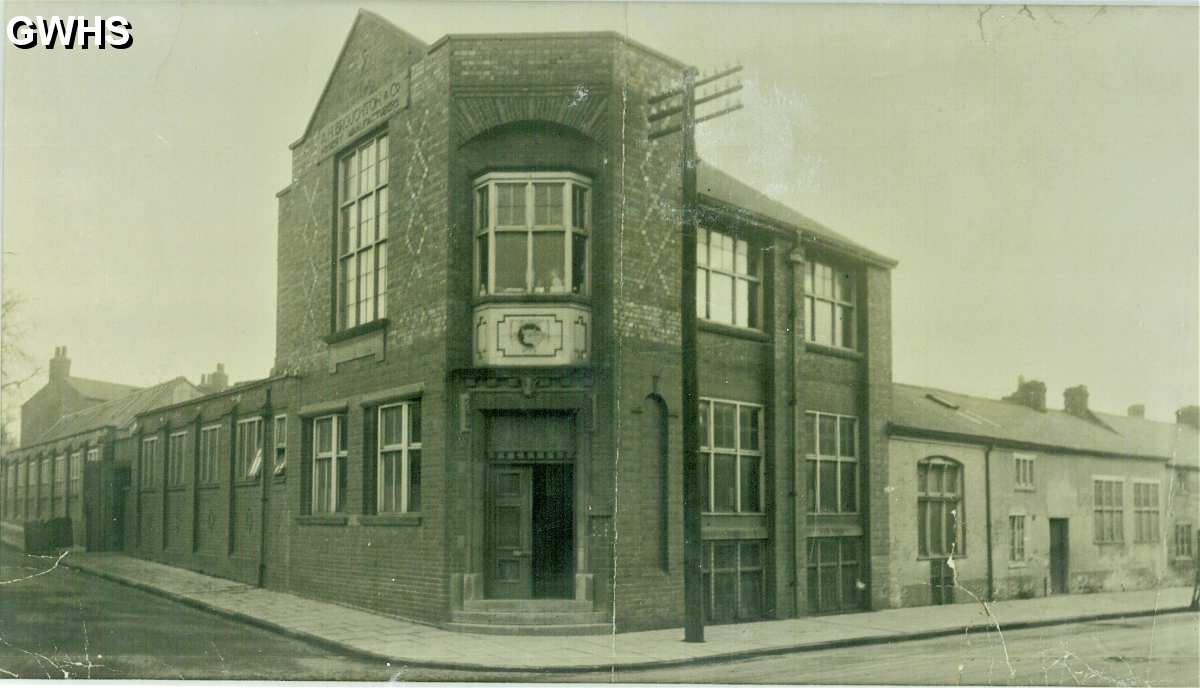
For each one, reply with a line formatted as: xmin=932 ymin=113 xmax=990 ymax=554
xmin=65 ymin=376 xmax=141 ymax=401
xmin=697 ymin=163 xmax=897 ymax=268
xmin=891 ymin=382 xmax=1200 ymax=466
xmin=30 ymin=378 xmax=201 ymax=447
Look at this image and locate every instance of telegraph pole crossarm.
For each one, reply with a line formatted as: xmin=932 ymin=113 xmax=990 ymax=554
xmin=648 ymin=63 xmax=744 ymax=645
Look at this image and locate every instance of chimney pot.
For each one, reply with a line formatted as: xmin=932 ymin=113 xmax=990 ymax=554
xmin=1064 ymin=385 xmax=1090 ymax=417
xmin=1176 ymin=405 xmax=1200 ymax=429
xmin=1003 ymin=376 xmax=1047 ymax=412
xmin=1127 ymin=404 xmax=1145 ymax=419
xmin=48 ymin=346 xmax=71 ymax=382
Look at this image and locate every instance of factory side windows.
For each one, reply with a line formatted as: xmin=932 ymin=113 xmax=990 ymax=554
xmin=804 ymin=260 xmax=856 ymax=350
xmin=697 ymin=227 xmax=761 ymax=329
xmin=474 ymin=172 xmax=590 ymax=298
xmin=336 ymin=132 xmax=389 ymax=331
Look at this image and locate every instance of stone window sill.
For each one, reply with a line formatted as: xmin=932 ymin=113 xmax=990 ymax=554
xmin=297 ymin=514 xmax=348 ymax=526
xmin=699 ymin=320 xmax=770 ymax=342
xmin=323 ymin=318 xmax=389 ymax=346
xmin=360 ymin=513 xmax=422 ymax=527
xmin=805 ymin=342 xmax=863 ymax=360
xmin=475 ymin=293 xmax=592 ymax=307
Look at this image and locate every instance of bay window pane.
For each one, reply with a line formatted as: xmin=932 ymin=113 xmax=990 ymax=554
xmin=734 ymin=239 xmax=748 ymax=274
xmin=713 ymin=454 xmax=737 ymax=511
xmin=716 ymin=232 xmax=735 ymax=271
xmin=533 ymin=183 xmax=564 ymax=225
xmin=532 ymin=232 xmax=566 ymax=293
xmin=571 ymin=185 xmax=588 ymax=228
xmin=819 ymin=460 xmax=837 ymax=513
xmin=476 ymin=186 xmax=489 ymax=230
xmin=496 ymin=183 xmax=526 ymax=226
xmin=814 ymin=301 xmax=833 ymax=345
xmin=571 ymin=234 xmax=587 ymax=294
xmin=477 ymin=236 xmax=489 ymax=294
xmin=835 ymin=269 xmax=853 ymax=302
xmin=739 ymin=457 xmax=760 ymax=512
xmin=709 ymin=272 xmax=733 ymax=324
xmin=804 ymin=262 xmax=814 ymax=293
xmin=494 ymin=232 xmax=527 ymax=292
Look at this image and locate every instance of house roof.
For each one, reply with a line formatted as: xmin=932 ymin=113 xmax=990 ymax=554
xmin=65 ymin=376 xmax=141 ymax=401
xmin=891 ymin=382 xmax=1200 ymax=467
xmin=30 ymin=378 xmax=200 ymax=447
xmin=697 ymin=163 xmax=897 ymax=268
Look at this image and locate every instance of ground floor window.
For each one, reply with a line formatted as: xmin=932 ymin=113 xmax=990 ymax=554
xmin=1009 ymin=514 xmax=1026 ymax=561
xmin=807 ymin=536 xmax=864 ymax=614
xmin=1175 ymin=524 xmax=1194 ymax=559
xmin=702 ymin=540 xmax=765 ymax=623
xmin=311 ymin=414 xmax=347 ymax=514
xmin=377 ymin=401 xmax=421 ymax=513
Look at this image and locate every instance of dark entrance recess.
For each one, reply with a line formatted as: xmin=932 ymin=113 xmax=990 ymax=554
xmin=929 ymin=558 xmax=955 ymax=605
xmin=485 ymin=410 xmax=576 ymax=600
xmin=1049 ymin=518 xmax=1069 ymax=594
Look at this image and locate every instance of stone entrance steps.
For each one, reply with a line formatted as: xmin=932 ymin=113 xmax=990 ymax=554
xmin=446 ymin=599 xmax=612 ymax=636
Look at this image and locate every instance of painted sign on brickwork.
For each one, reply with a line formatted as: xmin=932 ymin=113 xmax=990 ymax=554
xmin=292 ymin=74 xmax=409 ymax=177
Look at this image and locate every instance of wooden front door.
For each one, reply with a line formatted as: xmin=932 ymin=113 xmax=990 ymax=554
xmin=1049 ymin=518 xmax=1069 ymax=594
xmin=487 ymin=466 xmax=533 ymax=599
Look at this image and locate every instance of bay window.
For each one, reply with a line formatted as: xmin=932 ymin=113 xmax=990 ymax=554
xmin=474 ymin=172 xmax=590 ymax=297
xmin=697 ymin=227 xmax=761 ymax=329
xmin=337 ymin=132 xmax=389 ymax=330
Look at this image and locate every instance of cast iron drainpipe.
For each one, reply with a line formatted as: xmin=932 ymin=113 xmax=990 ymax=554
xmin=984 ymin=443 xmax=995 ymax=602
xmin=787 ymin=236 xmax=802 ymax=614
xmin=257 ymin=390 xmax=273 ymax=589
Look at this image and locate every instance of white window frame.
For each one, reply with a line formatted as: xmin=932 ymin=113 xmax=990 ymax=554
xmin=273 ymin=415 xmax=288 ymax=475
xmin=804 ymin=260 xmax=857 ymax=350
xmin=699 ymin=397 xmax=764 ymax=514
xmin=337 ymin=132 xmax=390 ymax=330
xmin=1009 ymin=513 xmax=1026 ymax=562
xmin=167 ymin=432 xmax=187 ymax=487
xmin=311 ymin=415 xmax=347 ymax=514
xmin=1014 ymin=453 xmax=1035 ymax=491
xmin=1093 ymin=476 xmax=1125 ymax=544
xmin=1174 ymin=523 xmax=1194 ymax=559
xmin=473 ymin=171 xmax=591 ymax=297
xmin=805 ymin=412 xmax=859 ymax=514
xmin=86 ymin=448 xmax=100 ymax=463
xmin=697 ymin=226 xmax=762 ymax=329
xmin=199 ymin=425 xmax=222 ymax=485
xmin=376 ymin=401 xmax=422 ymax=514
xmin=54 ymin=454 xmax=66 ymax=491
xmin=236 ymin=418 xmax=264 ymax=480
xmin=140 ymin=437 xmax=159 ymax=489
xmin=1132 ymin=479 xmax=1160 ymax=543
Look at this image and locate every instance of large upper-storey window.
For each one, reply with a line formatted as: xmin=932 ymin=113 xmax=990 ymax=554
xmin=337 ymin=132 xmax=389 ymax=330
xmin=474 ymin=172 xmax=590 ymax=297
xmin=698 ymin=227 xmax=761 ymax=329
xmin=698 ymin=399 xmax=763 ymax=514
xmin=805 ymin=412 xmax=858 ymax=513
xmin=805 ymin=260 xmax=856 ymax=349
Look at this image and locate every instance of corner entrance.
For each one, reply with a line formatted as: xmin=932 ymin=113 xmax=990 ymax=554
xmin=484 ymin=411 xmax=576 ymax=599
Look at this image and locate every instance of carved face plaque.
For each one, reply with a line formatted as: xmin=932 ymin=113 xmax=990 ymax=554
xmin=517 ymin=322 xmax=545 ymax=348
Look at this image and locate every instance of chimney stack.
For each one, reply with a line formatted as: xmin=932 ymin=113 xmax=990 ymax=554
xmin=1003 ymin=375 xmax=1047 ymax=412
xmin=1064 ymin=385 xmax=1090 ymax=418
xmin=199 ymin=363 xmax=229 ymax=394
xmin=49 ymin=346 xmax=71 ymax=382
xmin=1176 ymin=405 xmax=1199 ymax=429
xmin=1127 ymin=404 xmax=1145 ymax=419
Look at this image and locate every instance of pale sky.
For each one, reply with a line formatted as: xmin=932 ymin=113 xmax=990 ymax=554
xmin=2 ymin=2 xmax=1197 ymax=435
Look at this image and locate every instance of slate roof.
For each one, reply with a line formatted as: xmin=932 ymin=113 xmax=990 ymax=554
xmin=65 ymin=376 xmax=141 ymax=401
xmin=30 ymin=378 xmax=201 ymax=447
xmin=697 ymin=163 xmax=897 ymax=268
xmin=891 ymin=382 xmax=1200 ymax=467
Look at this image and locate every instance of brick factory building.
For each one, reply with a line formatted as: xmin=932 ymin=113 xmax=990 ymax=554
xmin=2 ymin=11 xmax=1193 ymax=634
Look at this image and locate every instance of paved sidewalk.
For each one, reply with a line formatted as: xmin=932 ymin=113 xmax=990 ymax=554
xmin=63 ymin=552 xmax=1195 ymax=672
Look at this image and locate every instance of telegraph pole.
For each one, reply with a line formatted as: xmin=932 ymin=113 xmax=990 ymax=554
xmin=649 ymin=64 xmax=743 ymax=644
